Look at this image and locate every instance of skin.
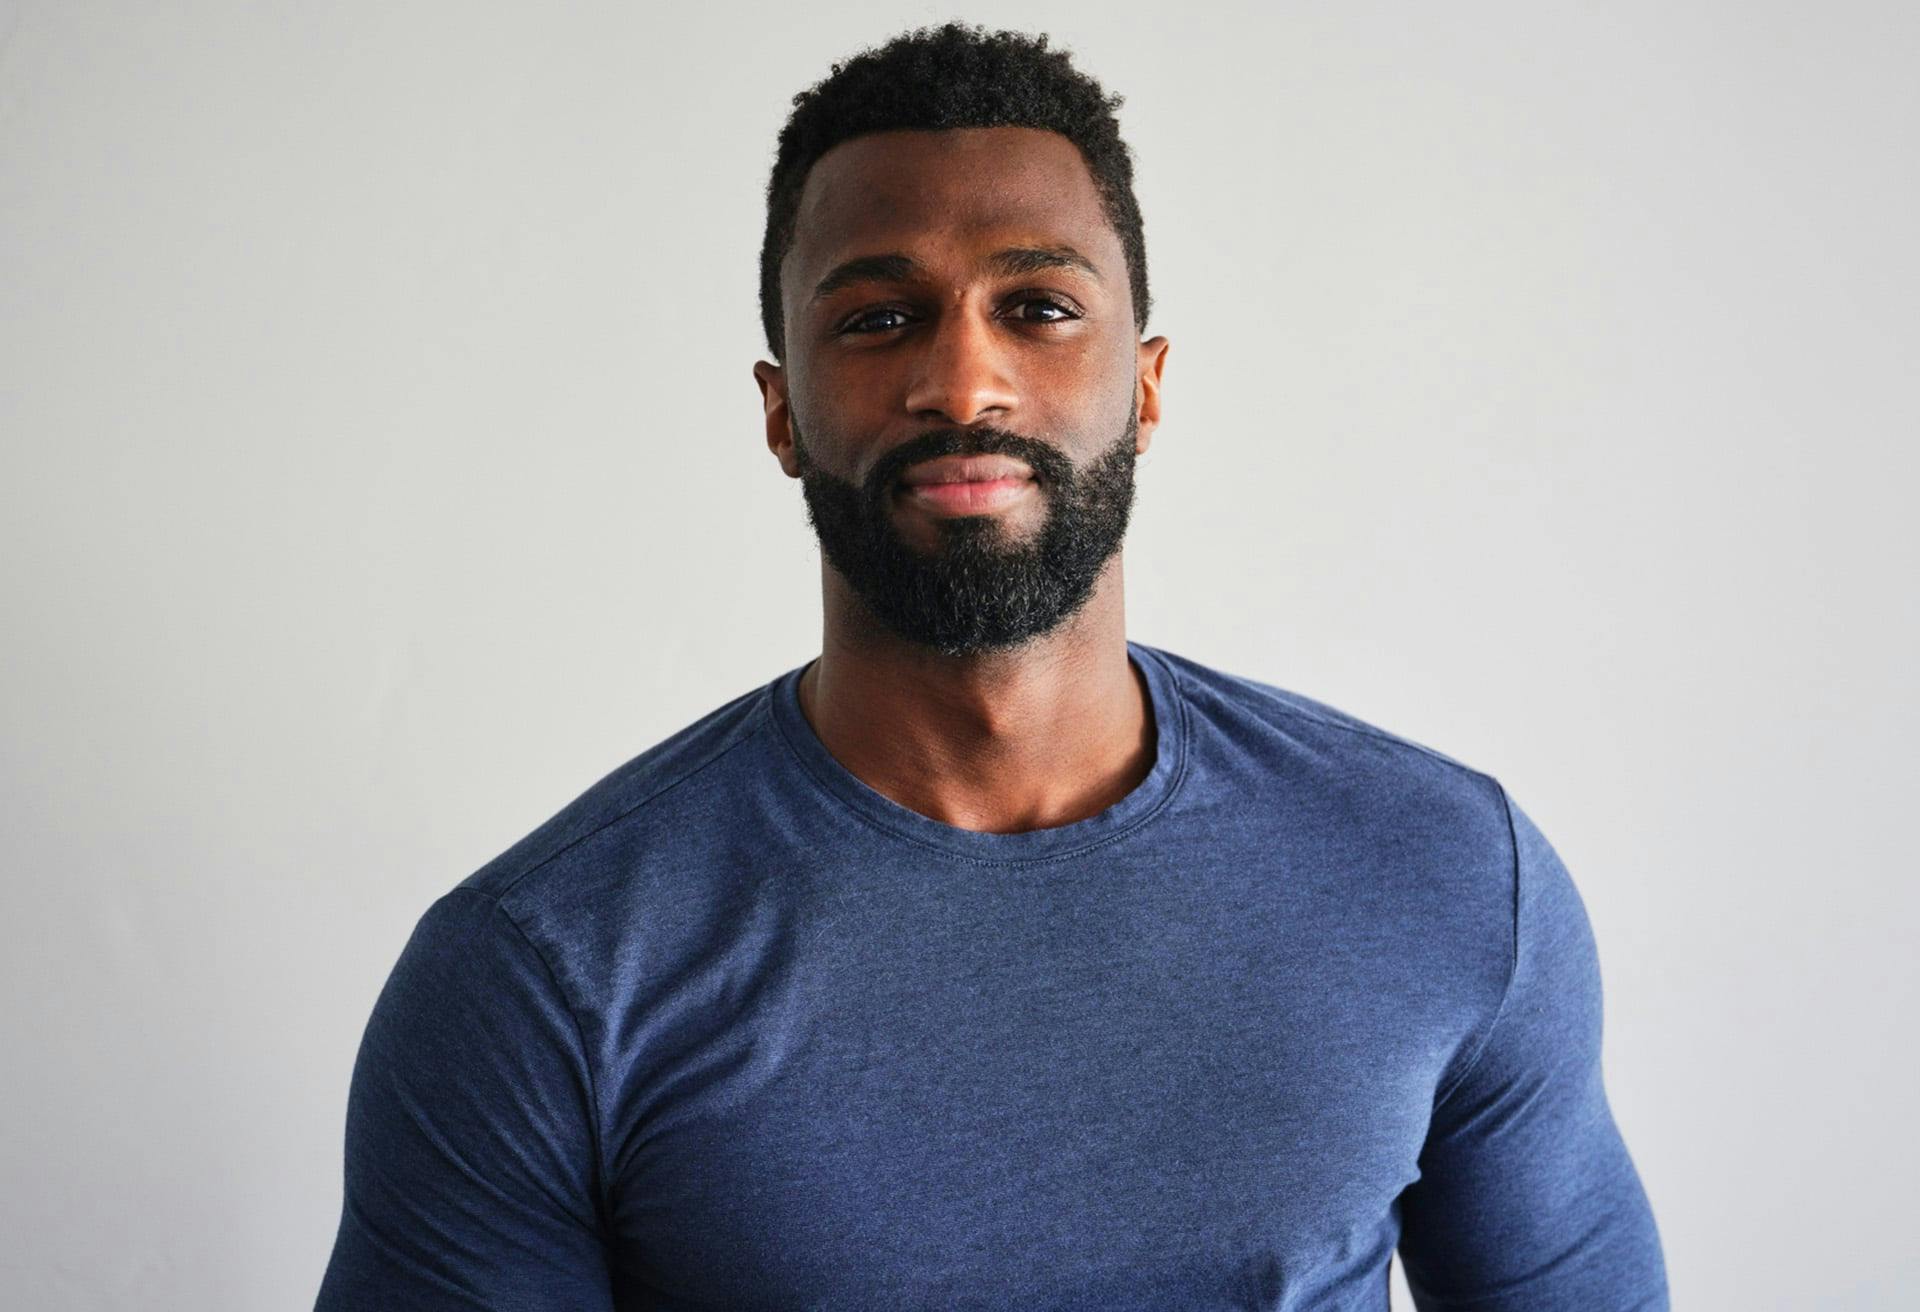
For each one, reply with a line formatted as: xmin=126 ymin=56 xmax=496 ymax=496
xmin=752 ymin=126 xmax=1170 ymax=833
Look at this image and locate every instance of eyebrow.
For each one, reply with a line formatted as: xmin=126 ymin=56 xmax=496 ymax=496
xmin=807 ymin=245 xmax=1104 ymax=305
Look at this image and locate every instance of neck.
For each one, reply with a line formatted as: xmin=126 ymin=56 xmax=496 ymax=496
xmin=797 ymin=555 xmax=1154 ymax=834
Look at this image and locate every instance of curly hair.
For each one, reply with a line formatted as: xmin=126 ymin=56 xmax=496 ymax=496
xmin=759 ymin=21 xmax=1150 ymax=361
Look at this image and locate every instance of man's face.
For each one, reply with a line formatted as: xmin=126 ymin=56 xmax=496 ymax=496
xmin=754 ymin=126 xmax=1168 ymax=657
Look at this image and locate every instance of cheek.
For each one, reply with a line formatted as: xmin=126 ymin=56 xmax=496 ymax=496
xmin=1030 ymin=334 xmax=1136 ymax=417
xmin=1078 ymin=339 xmax=1145 ymax=427
xmin=794 ymin=356 xmax=900 ymax=431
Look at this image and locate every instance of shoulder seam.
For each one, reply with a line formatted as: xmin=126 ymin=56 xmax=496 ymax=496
xmin=490 ymin=694 xmax=774 ymax=902
xmin=1226 ymin=669 xmax=1494 ymax=787
xmin=1151 ymin=647 xmax=1488 ymax=784
xmin=448 ymin=887 xmax=615 ymax=1235
xmin=1431 ymin=778 xmax=1524 ymax=1108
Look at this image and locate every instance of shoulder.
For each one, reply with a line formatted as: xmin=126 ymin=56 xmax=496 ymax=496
xmin=1144 ymin=641 xmax=1537 ymax=1052
xmin=453 ymin=673 xmax=780 ymax=911
xmin=1142 ymin=640 xmax=1526 ymax=939
xmin=1143 ymin=640 xmax=1508 ymax=815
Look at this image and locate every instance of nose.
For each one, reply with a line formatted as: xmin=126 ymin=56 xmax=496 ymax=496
xmin=901 ymin=302 xmax=1019 ymax=427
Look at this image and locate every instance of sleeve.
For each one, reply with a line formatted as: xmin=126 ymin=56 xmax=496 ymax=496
xmin=315 ymin=887 xmax=616 ymax=1311
xmin=1395 ymin=787 xmax=1669 ymax=1311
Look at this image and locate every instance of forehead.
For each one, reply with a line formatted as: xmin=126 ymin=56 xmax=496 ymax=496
xmin=784 ymin=126 xmax=1120 ymax=296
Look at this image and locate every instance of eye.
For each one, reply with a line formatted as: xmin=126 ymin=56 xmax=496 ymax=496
xmin=837 ymin=306 xmax=915 ymax=335
xmin=1006 ymin=295 xmax=1081 ymax=324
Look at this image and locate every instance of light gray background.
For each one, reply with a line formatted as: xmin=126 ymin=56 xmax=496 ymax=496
xmin=3 ymin=2 xmax=1915 ymax=1307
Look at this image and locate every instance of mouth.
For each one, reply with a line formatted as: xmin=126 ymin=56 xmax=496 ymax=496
xmin=899 ymin=454 xmax=1035 ymax=486
xmin=893 ymin=454 xmax=1038 ymax=516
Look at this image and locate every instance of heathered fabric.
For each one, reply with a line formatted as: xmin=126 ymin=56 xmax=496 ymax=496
xmin=316 ymin=640 xmax=1668 ymax=1311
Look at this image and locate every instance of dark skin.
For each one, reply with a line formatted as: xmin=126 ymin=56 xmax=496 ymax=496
xmin=752 ymin=126 xmax=1171 ymax=833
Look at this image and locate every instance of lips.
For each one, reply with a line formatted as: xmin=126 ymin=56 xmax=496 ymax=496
xmin=898 ymin=454 xmax=1035 ymax=487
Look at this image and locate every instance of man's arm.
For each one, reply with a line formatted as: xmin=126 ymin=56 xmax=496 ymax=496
xmin=315 ymin=888 xmax=616 ymax=1311
xmin=1396 ymin=788 xmax=1669 ymax=1311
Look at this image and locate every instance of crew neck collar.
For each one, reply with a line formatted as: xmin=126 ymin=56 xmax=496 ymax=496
xmin=767 ymin=640 xmax=1189 ymax=865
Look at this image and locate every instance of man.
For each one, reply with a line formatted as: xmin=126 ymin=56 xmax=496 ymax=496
xmin=317 ymin=22 xmax=1668 ymax=1311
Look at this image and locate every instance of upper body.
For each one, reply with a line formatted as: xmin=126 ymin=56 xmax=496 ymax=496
xmin=314 ymin=640 xmax=1668 ymax=1310
xmin=318 ymin=21 xmax=1666 ymax=1310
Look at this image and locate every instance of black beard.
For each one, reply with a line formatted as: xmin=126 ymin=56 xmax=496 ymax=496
xmin=791 ymin=410 xmax=1140 ymax=658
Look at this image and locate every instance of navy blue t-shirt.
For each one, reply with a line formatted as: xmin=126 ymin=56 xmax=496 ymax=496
xmin=316 ymin=641 xmax=1668 ymax=1310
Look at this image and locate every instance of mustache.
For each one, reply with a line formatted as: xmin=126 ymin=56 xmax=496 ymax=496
xmin=866 ymin=426 xmax=1074 ymax=498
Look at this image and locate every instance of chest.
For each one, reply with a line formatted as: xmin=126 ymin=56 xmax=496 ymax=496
xmin=590 ymin=861 xmax=1453 ymax=1309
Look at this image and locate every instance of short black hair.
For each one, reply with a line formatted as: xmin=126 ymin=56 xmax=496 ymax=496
xmin=759 ymin=21 xmax=1150 ymax=361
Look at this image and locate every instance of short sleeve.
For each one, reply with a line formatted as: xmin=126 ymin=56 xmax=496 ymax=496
xmin=1396 ymin=788 xmax=1669 ymax=1311
xmin=315 ymin=888 xmax=615 ymax=1311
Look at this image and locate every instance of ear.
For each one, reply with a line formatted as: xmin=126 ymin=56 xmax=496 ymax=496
xmin=1134 ymin=336 xmax=1169 ymax=456
xmin=752 ymin=360 xmax=800 ymax=478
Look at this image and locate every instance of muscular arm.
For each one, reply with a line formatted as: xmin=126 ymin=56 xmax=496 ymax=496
xmin=1396 ymin=789 xmax=1669 ymax=1310
xmin=315 ymin=888 xmax=616 ymax=1310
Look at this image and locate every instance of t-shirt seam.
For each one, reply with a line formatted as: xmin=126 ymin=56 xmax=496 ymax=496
xmin=445 ymin=886 xmax=617 ymax=1237
xmin=488 ymin=702 xmax=772 ymax=903
xmin=1430 ymin=777 xmax=1524 ymax=1108
xmin=768 ymin=646 xmax=1194 ymax=868
xmin=1213 ymin=667 xmax=1491 ymax=790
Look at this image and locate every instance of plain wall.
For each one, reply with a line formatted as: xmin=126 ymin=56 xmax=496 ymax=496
xmin=3 ymin=1 xmax=1915 ymax=1307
